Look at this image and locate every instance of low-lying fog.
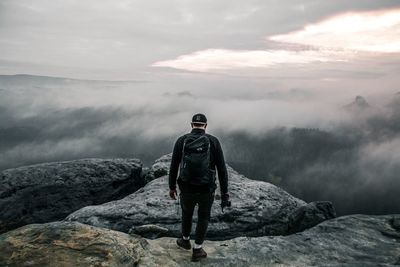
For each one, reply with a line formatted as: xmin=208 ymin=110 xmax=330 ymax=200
xmin=0 ymin=74 xmax=399 ymax=216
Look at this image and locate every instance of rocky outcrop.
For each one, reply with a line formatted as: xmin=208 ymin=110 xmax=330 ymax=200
xmin=140 ymin=214 xmax=400 ymax=267
xmin=66 ymin=155 xmax=335 ymax=239
xmin=0 ymin=221 xmax=145 ymax=267
xmin=0 ymin=158 xmax=144 ymax=234
xmin=1 ymin=215 xmax=399 ymax=267
xmin=143 ymin=153 xmax=171 ymax=182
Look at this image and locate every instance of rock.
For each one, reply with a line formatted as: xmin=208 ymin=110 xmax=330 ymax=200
xmin=391 ymin=216 xmax=400 ymax=230
xmin=2 ymin=215 xmax=399 ymax=266
xmin=0 ymin=158 xmax=144 ymax=234
xmin=129 ymin=224 xmax=170 ymax=239
xmin=143 ymin=153 xmax=171 ymax=182
xmin=66 ymin=155 xmax=335 ymax=239
xmin=139 ymin=214 xmax=400 ymax=267
xmin=0 ymin=221 xmax=146 ymax=267
xmin=287 ymin=201 xmax=336 ymax=234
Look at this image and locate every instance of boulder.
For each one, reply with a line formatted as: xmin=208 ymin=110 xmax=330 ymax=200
xmin=0 ymin=221 xmax=145 ymax=267
xmin=287 ymin=201 xmax=337 ymax=234
xmin=0 ymin=158 xmax=143 ymax=233
xmin=143 ymin=153 xmax=171 ymax=182
xmin=66 ymin=155 xmax=335 ymax=239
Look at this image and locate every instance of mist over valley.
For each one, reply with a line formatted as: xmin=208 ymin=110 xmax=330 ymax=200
xmin=1 ymin=74 xmax=399 ymax=216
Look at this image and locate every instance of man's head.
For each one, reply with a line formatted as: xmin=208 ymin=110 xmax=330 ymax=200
xmin=191 ymin=113 xmax=207 ymax=129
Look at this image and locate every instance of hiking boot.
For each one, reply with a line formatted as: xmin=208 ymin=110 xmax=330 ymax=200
xmin=191 ymin=247 xmax=207 ymax=262
xmin=176 ymin=238 xmax=191 ymax=250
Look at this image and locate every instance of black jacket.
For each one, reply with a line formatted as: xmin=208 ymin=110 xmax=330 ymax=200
xmin=169 ymin=128 xmax=228 ymax=194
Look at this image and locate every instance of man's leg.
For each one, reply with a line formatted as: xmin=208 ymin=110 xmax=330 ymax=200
xmin=180 ymin=192 xmax=197 ymax=238
xmin=194 ymin=192 xmax=214 ymax=246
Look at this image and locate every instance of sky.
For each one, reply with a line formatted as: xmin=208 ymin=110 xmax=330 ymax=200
xmin=0 ymin=0 xmax=400 ymax=83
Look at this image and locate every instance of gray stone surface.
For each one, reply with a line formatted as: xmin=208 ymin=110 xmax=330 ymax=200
xmin=140 ymin=214 xmax=400 ymax=267
xmin=143 ymin=153 xmax=171 ymax=182
xmin=66 ymin=155 xmax=335 ymax=239
xmin=0 ymin=158 xmax=143 ymax=233
xmin=0 ymin=221 xmax=144 ymax=267
xmin=1 ymin=215 xmax=399 ymax=267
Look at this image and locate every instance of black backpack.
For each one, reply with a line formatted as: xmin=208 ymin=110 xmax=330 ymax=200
xmin=178 ymin=134 xmax=215 ymax=185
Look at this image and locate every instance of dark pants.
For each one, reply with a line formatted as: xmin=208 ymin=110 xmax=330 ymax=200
xmin=180 ymin=191 xmax=214 ymax=245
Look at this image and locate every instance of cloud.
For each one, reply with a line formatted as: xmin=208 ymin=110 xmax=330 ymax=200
xmin=151 ymin=8 xmax=400 ymax=74
xmin=269 ymin=8 xmax=400 ymax=53
xmin=152 ymin=48 xmax=350 ymax=72
xmin=2 ymin=1 xmax=400 ymax=78
xmin=0 ymin=74 xmax=366 ymax=170
xmin=227 ymin=103 xmax=400 ymax=215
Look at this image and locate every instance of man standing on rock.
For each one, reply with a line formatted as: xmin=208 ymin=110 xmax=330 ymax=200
xmin=169 ymin=113 xmax=230 ymax=262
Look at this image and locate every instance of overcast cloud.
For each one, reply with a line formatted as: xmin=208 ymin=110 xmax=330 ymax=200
xmin=1 ymin=0 xmax=400 ymax=80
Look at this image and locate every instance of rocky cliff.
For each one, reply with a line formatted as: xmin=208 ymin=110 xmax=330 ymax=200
xmin=66 ymin=154 xmax=335 ymax=239
xmin=1 ymin=214 xmax=399 ymax=267
xmin=0 ymin=158 xmax=144 ymax=233
xmin=0 ymin=155 xmax=398 ymax=266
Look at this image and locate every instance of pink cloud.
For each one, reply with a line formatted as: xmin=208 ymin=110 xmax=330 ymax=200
xmin=152 ymin=9 xmax=400 ymax=73
xmin=269 ymin=8 xmax=400 ymax=53
xmin=152 ymin=48 xmax=350 ymax=72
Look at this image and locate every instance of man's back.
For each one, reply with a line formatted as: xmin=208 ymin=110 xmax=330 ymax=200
xmin=168 ymin=127 xmax=228 ymax=194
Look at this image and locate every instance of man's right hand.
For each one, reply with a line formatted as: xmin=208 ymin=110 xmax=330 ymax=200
xmin=169 ymin=189 xmax=177 ymax=200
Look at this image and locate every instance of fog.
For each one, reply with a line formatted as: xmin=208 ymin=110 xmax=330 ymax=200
xmin=0 ymin=74 xmax=399 ymax=215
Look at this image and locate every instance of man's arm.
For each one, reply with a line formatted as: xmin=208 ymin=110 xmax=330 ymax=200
xmin=169 ymin=136 xmax=184 ymax=191
xmin=214 ymin=138 xmax=228 ymax=194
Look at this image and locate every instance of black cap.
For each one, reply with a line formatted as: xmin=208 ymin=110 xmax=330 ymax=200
xmin=191 ymin=113 xmax=207 ymax=124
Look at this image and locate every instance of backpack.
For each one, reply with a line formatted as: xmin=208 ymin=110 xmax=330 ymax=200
xmin=178 ymin=134 xmax=215 ymax=185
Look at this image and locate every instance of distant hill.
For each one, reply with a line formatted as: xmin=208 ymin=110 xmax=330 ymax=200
xmin=0 ymin=74 xmax=146 ymax=88
xmin=343 ymin=95 xmax=371 ymax=112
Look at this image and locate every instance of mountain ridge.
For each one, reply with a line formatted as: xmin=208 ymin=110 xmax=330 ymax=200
xmin=0 ymin=73 xmax=147 ymax=84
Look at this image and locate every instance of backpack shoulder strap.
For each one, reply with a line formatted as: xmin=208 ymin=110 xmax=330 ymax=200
xmin=203 ymin=134 xmax=211 ymax=168
xmin=180 ymin=134 xmax=190 ymax=167
xmin=204 ymin=134 xmax=212 ymax=150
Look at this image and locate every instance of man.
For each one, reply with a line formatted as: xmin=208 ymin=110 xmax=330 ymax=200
xmin=169 ymin=113 xmax=230 ymax=262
